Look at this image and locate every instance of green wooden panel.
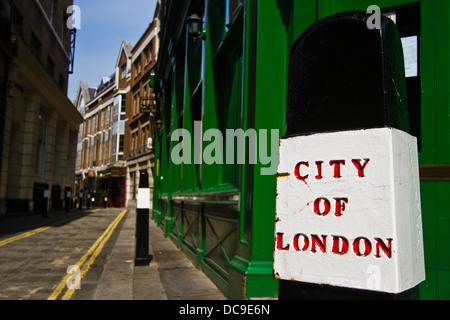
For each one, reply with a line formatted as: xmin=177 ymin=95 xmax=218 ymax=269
xmin=437 ymin=182 xmax=450 ymax=270
xmin=435 ymin=0 xmax=450 ymax=164
xmin=250 ymin=0 xmax=287 ymax=263
xmin=419 ymin=0 xmax=437 ymax=165
xmin=319 ymin=0 xmax=416 ymax=18
xmin=289 ymin=0 xmax=317 ymax=50
xmin=202 ymin=1 xmax=244 ymax=192
xmin=438 ymin=270 xmax=450 ymax=300
xmin=201 ymin=0 xmax=219 ymax=192
xmin=183 ymin=34 xmax=202 ymax=192
xmin=170 ymin=88 xmax=182 ymax=194
xmin=419 ymin=181 xmax=436 ymax=299
xmin=420 ymin=268 xmax=437 ymax=300
xmin=420 ymin=182 xmax=437 ymax=269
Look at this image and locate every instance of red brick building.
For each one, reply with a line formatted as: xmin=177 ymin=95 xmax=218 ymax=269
xmin=74 ymin=41 xmax=132 ymax=208
xmin=125 ymin=12 xmax=160 ymax=207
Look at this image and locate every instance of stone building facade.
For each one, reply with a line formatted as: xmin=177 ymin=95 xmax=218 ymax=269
xmin=0 ymin=0 xmax=81 ymax=218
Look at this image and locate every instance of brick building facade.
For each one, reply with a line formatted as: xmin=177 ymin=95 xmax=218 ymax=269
xmin=125 ymin=14 xmax=160 ymax=208
xmin=74 ymin=41 xmax=131 ymax=209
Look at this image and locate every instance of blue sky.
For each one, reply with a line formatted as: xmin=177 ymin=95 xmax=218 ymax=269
xmin=68 ymin=0 xmax=158 ymax=102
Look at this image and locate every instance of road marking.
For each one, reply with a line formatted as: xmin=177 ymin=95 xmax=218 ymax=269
xmin=47 ymin=209 xmax=128 ymax=300
xmin=0 ymin=209 xmax=101 ymax=248
xmin=0 ymin=226 xmax=51 ymax=248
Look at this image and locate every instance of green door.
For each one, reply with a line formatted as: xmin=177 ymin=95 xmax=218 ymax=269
xmin=300 ymin=0 xmax=450 ymax=300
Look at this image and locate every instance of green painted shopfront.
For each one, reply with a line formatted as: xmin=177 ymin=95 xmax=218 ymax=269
xmin=152 ymin=0 xmax=449 ymax=299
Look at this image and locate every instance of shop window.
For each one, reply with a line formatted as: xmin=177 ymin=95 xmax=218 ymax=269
xmin=201 ymin=0 xmax=244 ymax=188
xmin=214 ymin=46 xmax=242 ymax=186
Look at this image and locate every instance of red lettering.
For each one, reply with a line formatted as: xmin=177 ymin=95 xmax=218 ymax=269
xmin=293 ymin=233 xmax=309 ymax=252
xmin=353 ymin=237 xmax=372 ymax=257
xmin=276 ymin=233 xmax=289 ymax=251
xmin=375 ymin=238 xmax=393 ymax=259
xmin=294 ymin=162 xmax=309 ymax=181
xmin=330 ymin=160 xmax=345 ymax=178
xmin=333 ymin=197 xmax=348 ymax=217
xmin=313 ymin=198 xmax=331 ymax=216
xmin=276 ymin=233 xmax=394 ymax=258
xmin=311 ymin=234 xmax=327 ymax=253
xmin=351 ymin=159 xmax=370 ymax=178
xmin=315 ymin=161 xmax=323 ymax=180
xmin=332 ymin=236 xmax=349 ymax=255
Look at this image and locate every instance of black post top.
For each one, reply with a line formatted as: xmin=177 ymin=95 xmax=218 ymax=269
xmin=139 ymin=170 xmax=149 ymax=188
xmin=285 ymin=11 xmax=409 ymax=137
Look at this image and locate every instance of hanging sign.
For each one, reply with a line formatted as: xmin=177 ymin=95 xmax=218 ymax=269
xmin=140 ymin=97 xmax=157 ymax=114
xmin=274 ymin=127 xmax=425 ymax=294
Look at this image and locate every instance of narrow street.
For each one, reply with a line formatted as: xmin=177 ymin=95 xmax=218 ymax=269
xmin=0 ymin=207 xmax=226 ymax=301
xmin=0 ymin=208 xmax=128 ymax=300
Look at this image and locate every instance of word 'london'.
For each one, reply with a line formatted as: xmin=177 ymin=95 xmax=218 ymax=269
xmin=276 ymin=158 xmax=394 ymax=259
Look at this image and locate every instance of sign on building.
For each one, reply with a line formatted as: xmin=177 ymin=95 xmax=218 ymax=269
xmin=274 ymin=128 xmax=425 ymax=294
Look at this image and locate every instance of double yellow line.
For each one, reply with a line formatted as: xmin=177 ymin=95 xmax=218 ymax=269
xmin=0 ymin=225 xmax=51 ymax=247
xmin=47 ymin=209 xmax=128 ymax=300
xmin=0 ymin=209 xmax=101 ymax=248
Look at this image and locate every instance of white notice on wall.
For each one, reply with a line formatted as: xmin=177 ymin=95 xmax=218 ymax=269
xmin=401 ymin=36 xmax=418 ymax=78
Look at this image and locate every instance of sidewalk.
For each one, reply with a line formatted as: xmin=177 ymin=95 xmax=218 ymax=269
xmin=94 ymin=207 xmax=227 ymax=300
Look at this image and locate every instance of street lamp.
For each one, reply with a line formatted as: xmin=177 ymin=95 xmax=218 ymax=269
xmin=187 ymin=14 xmax=205 ymax=42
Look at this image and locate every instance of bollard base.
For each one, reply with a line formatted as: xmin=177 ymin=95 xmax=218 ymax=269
xmin=135 ymin=256 xmax=152 ymax=266
xmin=278 ymin=280 xmax=419 ymax=300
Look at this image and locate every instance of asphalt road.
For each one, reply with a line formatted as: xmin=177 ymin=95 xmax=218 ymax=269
xmin=0 ymin=208 xmax=127 ymax=300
